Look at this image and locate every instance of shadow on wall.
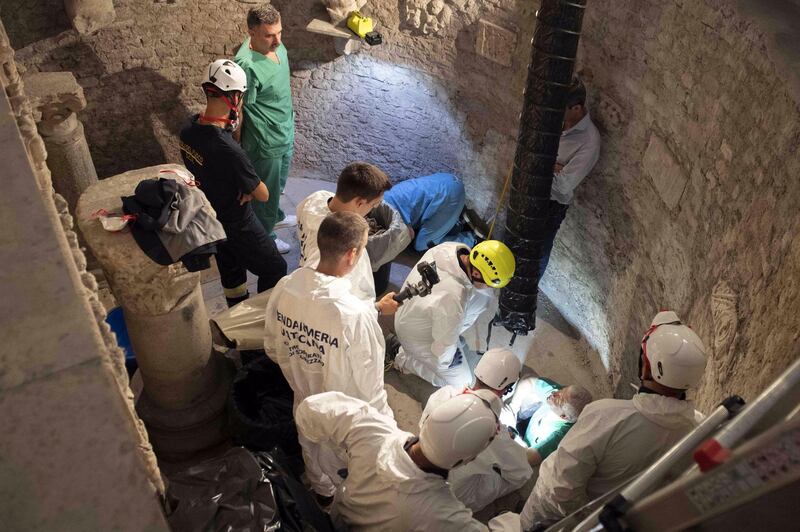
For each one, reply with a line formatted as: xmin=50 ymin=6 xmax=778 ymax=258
xmin=1 ymin=0 xmax=70 ymax=50
xmin=41 ymin=40 xmax=192 ymax=178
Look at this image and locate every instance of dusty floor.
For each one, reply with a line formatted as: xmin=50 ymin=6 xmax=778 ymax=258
xmin=196 ymin=172 xmax=613 ymax=516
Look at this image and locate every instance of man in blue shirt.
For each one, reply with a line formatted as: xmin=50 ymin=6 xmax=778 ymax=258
xmin=383 ymin=172 xmax=476 ymax=251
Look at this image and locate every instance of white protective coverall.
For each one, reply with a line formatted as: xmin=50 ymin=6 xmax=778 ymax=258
xmin=521 ymin=393 xmax=698 ymax=528
xmin=394 ymin=242 xmax=498 ymax=388
xmin=295 ymin=391 xmax=522 ymax=532
xmin=297 ymin=190 xmax=376 ymax=302
xmin=264 ymin=267 xmax=391 ymax=496
xmin=421 ymin=386 xmax=533 ymax=512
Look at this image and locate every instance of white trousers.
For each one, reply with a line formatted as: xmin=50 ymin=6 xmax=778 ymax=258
xmin=298 ymin=432 xmax=346 ymax=497
xmin=394 ymin=337 xmax=481 ymax=388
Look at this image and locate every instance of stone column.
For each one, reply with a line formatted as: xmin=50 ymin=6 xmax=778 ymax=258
xmin=76 ymin=163 xmax=232 ymax=462
xmin=25 ymin=72 xmax=98 ymax=214
xmin=64 ymin=0 xmax=115 ymax=35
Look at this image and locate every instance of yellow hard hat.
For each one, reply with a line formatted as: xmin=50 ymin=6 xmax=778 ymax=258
xmin=469 ymin=240 xmax=515 ymax=288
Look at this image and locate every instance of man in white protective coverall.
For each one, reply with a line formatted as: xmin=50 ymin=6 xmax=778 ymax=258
xmin=295 ymin=390 xmax=523 ymax=531
xmin=521 ymin=310 xmax=708 ymax=528
xmin=420 ymin=347 xmax=533 ymax=512
xmin=263 ymin=211 xmax=399 ymax=499
xmin=393 ymin=239 xmax=516 ymax=388
xmin=296 ymin=161 xmax=394 ymax=302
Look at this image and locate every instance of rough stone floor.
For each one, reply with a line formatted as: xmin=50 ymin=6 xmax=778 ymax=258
xmin=198 ymin=171 xmax=612 ymax=518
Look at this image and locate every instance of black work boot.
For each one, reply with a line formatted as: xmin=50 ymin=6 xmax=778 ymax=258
xmin=384 ymin=333 xmax=401 ymax=364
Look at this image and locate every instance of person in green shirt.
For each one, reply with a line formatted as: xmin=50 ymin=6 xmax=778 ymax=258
xmin=235 ymin=4 xmax=295 ymax=254
xmin=506 ymin=375 xmax=593 ymax=465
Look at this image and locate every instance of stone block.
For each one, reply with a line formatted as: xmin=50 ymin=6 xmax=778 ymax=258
xmin=476 ymin=19 xmax=517 ymax=67
xmin=65 ymin=0 xmax=116 ymax=35
xmin=642 ymin=133 xmax=690 ymax=211
xmin=0 ymin=360 xmax=168 ymax=531
xmin=0 ymin=90 xmax=100 ymax=391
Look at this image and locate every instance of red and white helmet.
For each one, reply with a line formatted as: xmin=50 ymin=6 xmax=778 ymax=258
xmin=641 ymin=311 xmax=707 ymax=389
xmin=204 ymin=59 xmax=247 ymax=93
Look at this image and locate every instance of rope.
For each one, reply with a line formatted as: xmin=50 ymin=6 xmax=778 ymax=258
xmin=487 ymin=164 xmax=514 ymax=240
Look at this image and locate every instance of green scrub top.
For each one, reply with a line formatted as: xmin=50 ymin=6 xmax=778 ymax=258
xmin=524 ymin=378 xmax=575 ymax=460
xmin=235 ymin=40 xmax=295 ymax=159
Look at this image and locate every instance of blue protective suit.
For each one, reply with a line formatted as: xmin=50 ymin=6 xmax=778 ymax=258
xmin=383 ymin=173 xmax=476 ymax=252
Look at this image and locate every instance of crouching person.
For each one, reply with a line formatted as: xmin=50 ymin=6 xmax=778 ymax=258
xmin=521 ymin=310 xmax=707 ymax=529
xmin=422 ymin=348 xmax=533 ymax=512
xmin=295 ymin=390 xmax=523 ymax=531
xmin=263 ymin=212 xmax=396 ymax=500
xmin=393 ymin=240 xmax=516 ymax=388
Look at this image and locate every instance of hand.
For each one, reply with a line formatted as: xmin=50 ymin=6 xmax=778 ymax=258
xmin=239 ymin=193 xmax=253 ymax=205
xmin=376 ymin=292 xmax=400 ymax=316
xmin=407 ymin=225 xmax=415 ymax=240
xmin=448 ymin=349 xmax=464 ymax=368
xmin=553 ymin=163 xmax=565 ymax=174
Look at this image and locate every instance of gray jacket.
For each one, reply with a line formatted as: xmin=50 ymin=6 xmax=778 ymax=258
xmin=366 ymin=202 xmax=412 ymax=271
xmin=158 ymin=180 xmax=226 ymax=261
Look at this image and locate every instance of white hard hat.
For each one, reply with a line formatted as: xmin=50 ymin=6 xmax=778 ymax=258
xmin=465 ymin=388 xmax=503 ymax=418
xmin=419 ymin=394 xmax=498 ymax=469
xmin=474 ymin=348 xmax=522 ymax=391
xmin=204 ymin=59 xmax=247 ymax=93
xmin=642 ymin=311 xmax=707 ymax=389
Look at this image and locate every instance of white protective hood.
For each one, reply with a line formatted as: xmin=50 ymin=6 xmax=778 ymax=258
xmin=296 ymin=190 xmax=376 ymax=302
xmin=521 ymin=394 xmax=698 ymax=527
xmin=395 ymin=243 xmax=497 ymax=366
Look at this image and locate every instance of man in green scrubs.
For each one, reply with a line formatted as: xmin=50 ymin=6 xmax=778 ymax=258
xmin=235 ymin=4 xmax=295 ymax=254
xmin=505 ymin=375 xmax=593 ymax=465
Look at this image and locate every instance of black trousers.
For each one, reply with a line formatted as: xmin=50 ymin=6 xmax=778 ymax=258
xmin=218 ymin=212 xmax=287 ymax=295
xmin=372 ymin=262 xmax=392 ymax=296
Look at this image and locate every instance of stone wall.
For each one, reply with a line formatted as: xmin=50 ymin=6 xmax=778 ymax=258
xmin=10 ymin=0 xmax=538 ymax=218
xmin=8 ymin=0 xmax=800 ymax=411
xmin=0 ymin=17 xmax=167 ymax=531
xmin=544 ymin=0 xmax=800 ymax=410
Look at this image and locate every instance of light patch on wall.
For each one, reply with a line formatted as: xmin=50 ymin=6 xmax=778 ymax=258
xmin=541 ymin=254 xmax=613 ymax=372
xmin=292 ymin=55 xmax=506 ymax=218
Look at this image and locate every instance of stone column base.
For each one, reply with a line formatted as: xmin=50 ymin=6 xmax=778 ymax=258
xmin=136 ymin=353 xmax=233 ymax=462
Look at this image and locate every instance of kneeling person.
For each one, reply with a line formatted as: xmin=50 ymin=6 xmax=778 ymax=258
xmin=264 ymin=212 xmax=394 ymax=498
xmin=297 ymin=161 xmax=393 ymax=304
xmin=504 ymin=375 xmax=592 ymax=467
xmin=296 ymin=391 xmax=521 ymax=531
xmin=394 ymin=240 xmax=516 ymax=388
xmin=421 ymin=348 xmax=533 ymax=512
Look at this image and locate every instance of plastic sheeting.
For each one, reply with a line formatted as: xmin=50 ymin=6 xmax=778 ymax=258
xmin=210 ymin=289 xmax=273 ymax=351
xmin=165 ymin=447 xmax=333 ymax=532
xmin=229 ymin=357 xmax=301 ymax=457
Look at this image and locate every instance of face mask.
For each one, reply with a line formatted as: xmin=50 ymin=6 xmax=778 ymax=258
xmin=92 ymin=208 xmax=136 ymax=232
xmin=475 ymin=285 xmax=495 ymax=297
xmin=99 ymin=215 xmax=130 ymax=232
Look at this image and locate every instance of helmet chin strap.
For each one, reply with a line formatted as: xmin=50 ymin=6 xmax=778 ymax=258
xmin=201 ymin=87 xmax=241 ymax=131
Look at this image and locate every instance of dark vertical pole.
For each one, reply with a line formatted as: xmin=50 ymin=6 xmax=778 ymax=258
xmin=497 ymin=0 xmax=587 ymax=336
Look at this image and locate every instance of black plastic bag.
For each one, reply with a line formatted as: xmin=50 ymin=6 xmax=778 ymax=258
xmin=229 ymin=357 xmax=301 ymax=457
xmin=165 ymin=447 xmax=333 ymax=532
